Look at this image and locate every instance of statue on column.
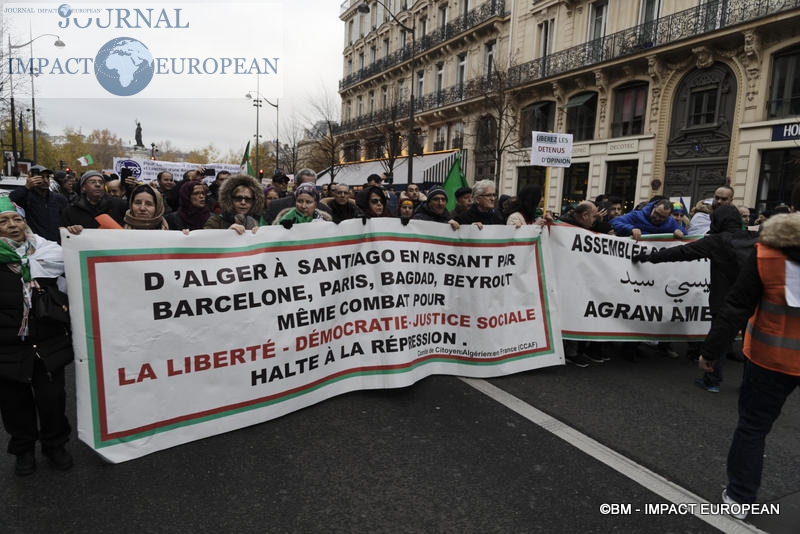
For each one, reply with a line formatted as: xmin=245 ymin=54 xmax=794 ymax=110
xmin=135 ymin=122 xmax=144 ymax=148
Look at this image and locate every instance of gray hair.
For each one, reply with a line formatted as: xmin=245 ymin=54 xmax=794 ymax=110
xmin=472 ymin=179 xmax=495 ymax=198
xmin=296 ymin=168 xmax=317 ymax=183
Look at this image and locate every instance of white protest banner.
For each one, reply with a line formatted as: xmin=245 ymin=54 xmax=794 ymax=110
xmin=530 ymin=131 xmax=573 ymax=167
xmin=62 ymin=220 xmax=562 ymax=462
xmin=112 ymin=158 xmax=243 ymax=183
xmin=546 ymin=224 xmax=711 ymax=341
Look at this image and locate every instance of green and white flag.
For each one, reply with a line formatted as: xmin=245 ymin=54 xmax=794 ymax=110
xmin=240 ymin=141 xmax=254 ymax=176
xmin=77 ymin=154 xmax=95 ymax=166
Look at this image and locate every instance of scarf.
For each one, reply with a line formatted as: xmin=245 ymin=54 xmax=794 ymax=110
xmin=277 ymin=208 xmax=325 ymax=225
xmin=0 ymin=233 xmax=65 ymax=338
xmin=124 ymin=185 xmax=168 ymax=229
xmin=177 ymin=181 xmax=211 ymax=230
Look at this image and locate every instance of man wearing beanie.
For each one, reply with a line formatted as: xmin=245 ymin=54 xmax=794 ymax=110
xmin=60 ymin=170 xmax=127 ymax=233
xmin=413 ymin=187 xmax=459 ymax=230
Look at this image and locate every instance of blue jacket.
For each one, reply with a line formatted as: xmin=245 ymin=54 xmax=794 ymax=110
xmin=611 ymin=201 xmax=682 ymax=236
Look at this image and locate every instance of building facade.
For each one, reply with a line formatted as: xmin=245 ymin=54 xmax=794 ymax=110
xmin=338 ymin=0 xmax=800 ymax=215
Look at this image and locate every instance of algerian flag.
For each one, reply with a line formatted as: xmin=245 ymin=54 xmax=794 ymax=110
xmin=77 ymin=154 xmax=95 ymax=166
xmin=240 ymin=140 xmax=254 ymax=176
xmin=442 ymin=154 xmax=468 ymax=212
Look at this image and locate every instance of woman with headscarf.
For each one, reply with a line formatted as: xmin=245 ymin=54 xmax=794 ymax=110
xmin=123 ymin=184 xmax=169 ymax=230
xmin=166 ymin=181 xmax=211 ymax=231
xmin=0 ymin=196 xmax=74 ymax=476
xmin=273 ymin=183 xmax=332 ymax=226
xmin=204 ymin=174 xmax=264 ymax=234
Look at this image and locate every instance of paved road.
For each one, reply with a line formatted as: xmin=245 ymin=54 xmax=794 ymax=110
xmin=2 ymin=344 xmax=798 ymax=533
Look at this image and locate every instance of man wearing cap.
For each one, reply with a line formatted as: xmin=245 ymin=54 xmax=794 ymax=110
xmin=453 ymin=186 xmax=472 ymax=217
xmin=271 ymin=170 xmax=290 ymax=198
xmin=413 ymin=187 xmax=459 ymax=230
xmin=9 ymin=170 xmax=68 ymax=243
xmin=60 ymin=170 xmax=127 ymax=233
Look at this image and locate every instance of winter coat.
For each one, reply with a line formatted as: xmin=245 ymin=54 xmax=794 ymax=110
xmin=9 ymin=188 xmax=68 ymax=243
xmin=610 ymin=201 xmax=683 ymax=236
xmin=60 ymin=194 xmax=127 ymax=229
xmin=642 ymin=205 xmax=755 ymax=313
xmin=0 ymin=266 xmax=73 ymax=383
xmin=203 ymin=175 xmax=264 ymax=230
xmin=454 ymin=203 xmax=505 ymax=225
xmin=701 ymin=213 xmax=800 ymax=366
xmin=413 ymin=202 xmax=453 ymax=223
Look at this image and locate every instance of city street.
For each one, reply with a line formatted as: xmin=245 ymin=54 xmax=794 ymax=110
xmin=2 ymin=344 xmax=798 ymax=533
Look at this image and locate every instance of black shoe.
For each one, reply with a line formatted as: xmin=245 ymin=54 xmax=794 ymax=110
xmin=44 ymin=447 xmax=73 ymax=471
xmin=15 ymin=452 xmax=36 ymax=476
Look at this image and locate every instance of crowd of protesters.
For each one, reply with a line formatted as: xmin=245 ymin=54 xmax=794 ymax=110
xmin=1 ymin=161 xmax=797 ymax=518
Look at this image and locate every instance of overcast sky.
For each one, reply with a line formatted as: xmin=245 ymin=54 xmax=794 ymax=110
xmin=12 ymin=1 xmax=344 ymax=160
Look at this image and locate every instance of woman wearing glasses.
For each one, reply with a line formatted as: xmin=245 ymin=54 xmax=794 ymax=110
xmin=204 ymin=174 xmax=264 ymax=234
xmin=166 ymin=181 xmax=212 ymax=231
xmin=356 ymin=185 xmax=389 ymax=218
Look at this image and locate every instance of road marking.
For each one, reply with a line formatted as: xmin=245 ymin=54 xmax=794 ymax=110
xmin=460 ymin=377 xmax=766 ymax=534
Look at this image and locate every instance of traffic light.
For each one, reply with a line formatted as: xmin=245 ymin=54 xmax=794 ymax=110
xmin=258 ymin=169 xmax=264 ymax=179
xmin=64 ymin=167 xmax=71 ymax=174
xmin=59 ymin=160 xmax=66 ymax=169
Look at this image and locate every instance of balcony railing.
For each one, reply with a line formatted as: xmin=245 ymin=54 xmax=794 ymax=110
xmin=340 ymin=0 xmax=507 ymax=90
xmin=509 ymin=0 xmax=800 ymax=88
xmin=337 ymin=0 xmax=800 ymax=136
xmin=337 ymin=76 xmax=498 ymax=135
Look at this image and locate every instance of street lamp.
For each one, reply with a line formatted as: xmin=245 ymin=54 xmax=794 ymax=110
xmin=245 ymin=90 xmax=279 ymax=173
xmin=7 ymin=33 xmax=65 ymax=174
xmin=244 ymin=90 xmax=262 ymax=172
xmin=357 ymin=1 xmax=416 ymax=185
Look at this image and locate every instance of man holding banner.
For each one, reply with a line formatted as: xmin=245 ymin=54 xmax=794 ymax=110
xmin=611 ymin=199 xmax=685 ymax=241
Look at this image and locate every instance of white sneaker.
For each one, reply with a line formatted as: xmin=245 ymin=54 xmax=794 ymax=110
xmin=722 ymin=489 xmax=748 ymax=520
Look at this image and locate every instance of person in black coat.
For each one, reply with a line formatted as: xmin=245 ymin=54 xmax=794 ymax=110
xmin=454 ymin=179 xmax=505 ymax=226
xmin=60 ymin=170 xmax=127 ymax=232
xmin=412 ymin=187 xmax=459 ymax=229
xmin=633 ymin=204 xmax=756 ymax=391
xmin=0 ymin=197 xmax=74 ymax=476
xmin=9 ymin=172 xmax=68 ymax=243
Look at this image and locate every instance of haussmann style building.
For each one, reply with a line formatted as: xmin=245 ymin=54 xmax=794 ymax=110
xmin=337 ymin=0 xmax=800 ymax=215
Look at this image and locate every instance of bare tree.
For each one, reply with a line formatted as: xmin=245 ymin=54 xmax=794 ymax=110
xmin=278 ymin=112 xmax=305 ymax=174
xmin=367 ymin=86 xmax=406 ymax=182
xmin=303 ymin=89 xmax=342 ymax=182
xmin=467 ymin=62 xmax=523 ymax=185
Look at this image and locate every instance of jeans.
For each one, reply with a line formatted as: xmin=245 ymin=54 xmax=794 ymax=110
xmin=726 ymin=360 xmax=800 ymax=504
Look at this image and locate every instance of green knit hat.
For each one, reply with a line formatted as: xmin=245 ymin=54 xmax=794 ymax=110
xmin=0 ymin=195 xmax=24 ymax=216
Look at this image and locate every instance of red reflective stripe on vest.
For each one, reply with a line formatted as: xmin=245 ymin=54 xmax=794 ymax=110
xmin=743 ymin=244 xmax=800 ymax=376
